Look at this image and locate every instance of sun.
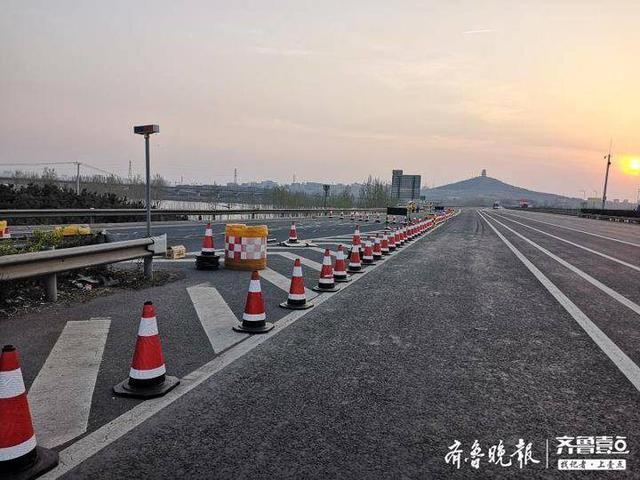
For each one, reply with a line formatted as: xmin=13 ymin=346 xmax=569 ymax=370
xmin=620 ymin=155 xmax=640 ymax=176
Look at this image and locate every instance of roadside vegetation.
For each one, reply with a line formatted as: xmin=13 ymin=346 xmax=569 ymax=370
xmin=0 ymin=180 xmax=190 ymax=225
xmin=271 ymin=176 xmax=392 ymax=208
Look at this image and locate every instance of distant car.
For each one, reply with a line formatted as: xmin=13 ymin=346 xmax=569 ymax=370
xmin=492 ymin=202 xmax=500 ymax=209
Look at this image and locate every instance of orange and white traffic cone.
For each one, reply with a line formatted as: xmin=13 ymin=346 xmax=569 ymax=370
xmin=196 ymin=223 xmax=220 ymax=270
xmin=394 ymin=228 xmax=403 ymax=248
xmin=380 ymin=233 xmax=390 ymax=255
xmin=375 ymin=213 xmax=381 ymax=223
xmin=234 ymin=271 xmax=274 ymax=333
xmin=352 ymin=225 xmax=361 ymax=249
xmin=400 ymin=225 xmax=408 ymax=243
xmin=333 ymin=245 xmax=351 ymax=282
xmin=362 ymin=239 xmax=375 ymax=265
xmin=0 ymin=345 xmax=59 ymax=479
xmin=347 ymin=241 xmax=363 ymax=273
xmin=313 ymin=249 xmax=339 ymax=292
xmin=280 ymin=259 xmax=313 ymax=309
xmin=113 ymin=302 xmax=180 ymax=399
xmin=339 ymin=212 xmax=344 ymax=220
xmin=1 ymin=227 xmax=11 ymax=240
xmin=282 ymin=221 xmax=314 ymax=247
xmin=372 ymin=235 xmax=382 ymax=260
xmin=387 ymin=229 xmax=397 ymax=251
xmin=288 ymin=222 xmax=298 ymax=243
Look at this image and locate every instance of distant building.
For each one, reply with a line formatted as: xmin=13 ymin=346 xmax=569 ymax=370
xmin=391 ymin=169 xmax=421 ymax=203
xmin=481 ymin=169 xmax=487 ymax=177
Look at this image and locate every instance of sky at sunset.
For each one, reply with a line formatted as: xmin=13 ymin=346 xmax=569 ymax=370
xmin=1 ymin=1 xmax=639 ymax=200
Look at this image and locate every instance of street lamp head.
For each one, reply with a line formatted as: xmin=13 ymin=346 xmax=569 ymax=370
xmin=133 ymin=124 xmax=159 ymax=135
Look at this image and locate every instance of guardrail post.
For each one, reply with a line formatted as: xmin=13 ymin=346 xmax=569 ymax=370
xmin=143 ymin=256 xmax=153 ymax=280
xmin=43 ymin=273 xmax=57 ymax=302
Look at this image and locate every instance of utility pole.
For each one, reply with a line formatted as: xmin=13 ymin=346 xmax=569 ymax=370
xmin=602 ymin=140 xmax=612 ymax=210
xmin=128 ymin=159 xmax=133 ymax=180
xmin=75 ymin=162 xmax=81 ymax=195
xmin=233 ymin=168 xmax=238 ymax=185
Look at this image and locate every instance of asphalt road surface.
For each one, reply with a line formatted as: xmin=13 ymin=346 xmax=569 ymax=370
xmin=2 ymin=209 xmax=640 ymax=479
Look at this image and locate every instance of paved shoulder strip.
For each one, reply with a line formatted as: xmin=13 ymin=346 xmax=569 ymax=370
xmin=479 ymin=211 xmax=640 ymax=392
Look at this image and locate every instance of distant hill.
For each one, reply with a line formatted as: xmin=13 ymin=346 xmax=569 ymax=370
xmin=421 ymin=175 xmax=580 ymax=207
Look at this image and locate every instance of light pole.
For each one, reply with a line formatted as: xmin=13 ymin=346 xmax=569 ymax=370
xmin=322 ymin=184 xmax=330 ymax=209
xmin=75 ymin=161 xmax=81 ymax=195
xmin=602 ymin=142 xmax=612 ymax=210
xmin=134 ymin=124 xmax=159 ymax=279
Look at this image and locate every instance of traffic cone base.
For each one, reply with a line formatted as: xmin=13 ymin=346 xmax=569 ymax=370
xmin=333 ymin=274 xmax=352 ymax=283
xmin=0 ymin=446 xmax=59 ymax=480
xmin=233 ymin=321 xmax=274 ymax=333
xmin=311 ymin=284 xmax=339 ymax=292
xmin=281 ymin=240 xmax=315 ymax=247
xmin=195 ymin=254 xmax=220 ymax=270
xmin=113 ymin=375 xmax=179 ymax=399
xmin=279 ymin=299 xmax=314 ymax=310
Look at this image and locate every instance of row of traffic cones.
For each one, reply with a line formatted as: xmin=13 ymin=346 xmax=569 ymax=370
xmin=232 ymin=214 xmax=438 ymax=332
xmin=0 ymin=213 xmax=446 ymax=479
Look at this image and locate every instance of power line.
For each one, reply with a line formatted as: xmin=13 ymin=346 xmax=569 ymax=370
xmin=0 ymin=161 xmax=120 ymax=178
xmin=0 ymin=161 xmax=77 ymax=167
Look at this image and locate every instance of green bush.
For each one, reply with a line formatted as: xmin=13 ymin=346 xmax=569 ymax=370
xmin=0 ymin=241 xmax=18 ymax=256
xmin=28 ymin=229 xmax=63 ymax=252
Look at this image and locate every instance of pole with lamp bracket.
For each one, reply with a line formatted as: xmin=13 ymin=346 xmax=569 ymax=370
xmin=133 ymin=124 xmax=159 ymax=280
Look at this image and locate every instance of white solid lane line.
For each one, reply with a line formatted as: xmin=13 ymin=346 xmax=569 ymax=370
xmin=187 ymin=286 xmax=248 ymax=353
xmin=491 ymin=212 xmax=640 ymax=272
xmin=479 ymin=211 xmax=640 ymax=392
xmin=500 ymin=211 xmax=640 ymax=248
xmin=29 ymin=318 xmax=111 ymax=448
xmin=484 ymin=213 xmax=640 ymax=317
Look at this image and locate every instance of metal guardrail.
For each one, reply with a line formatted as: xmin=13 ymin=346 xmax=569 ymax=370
xmin=0 ymin=235 xmax=167 ymax=301
xmin=505 ymin=206 xmax=640 ymax=224
xmin=578 ymin=212 xmax=640 ymax=224
xmin=0 ymin=207 xmax=385 ymax=220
